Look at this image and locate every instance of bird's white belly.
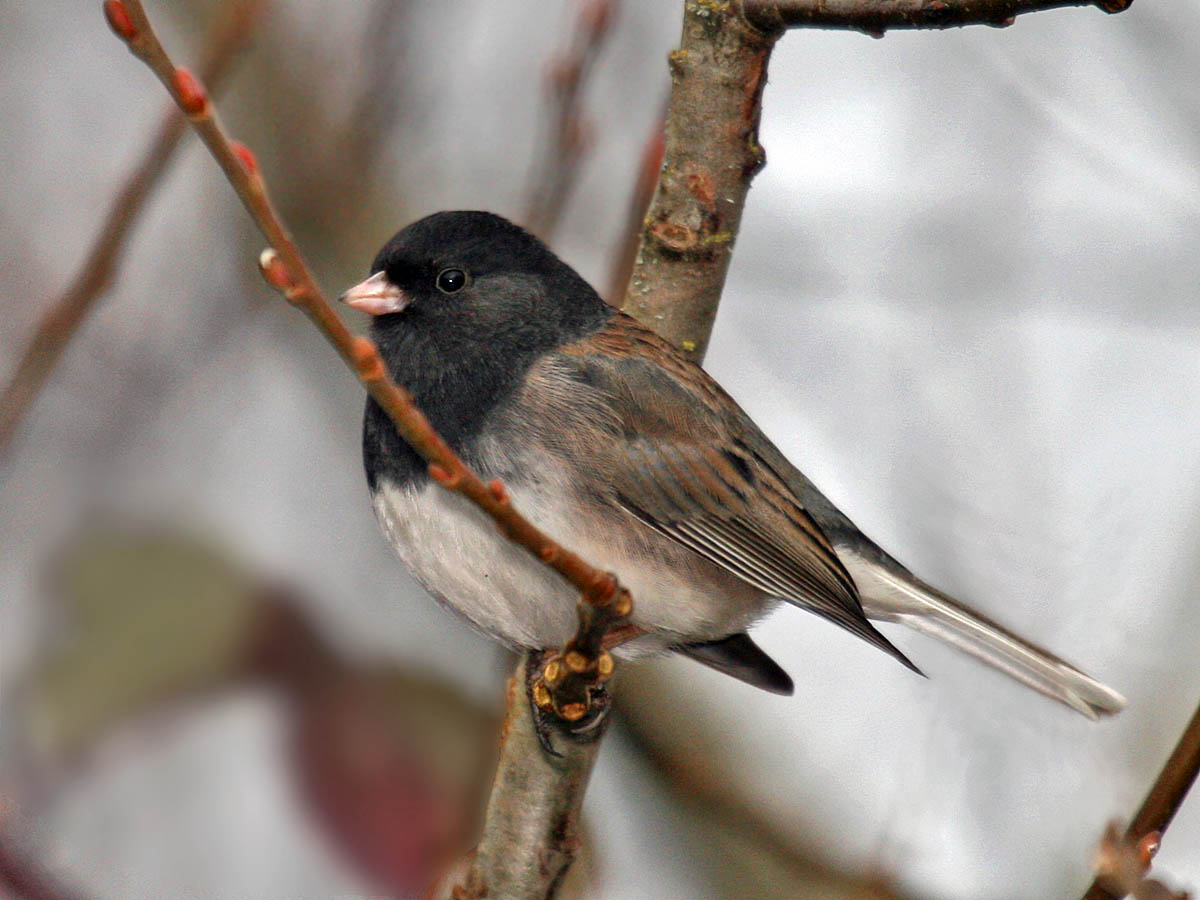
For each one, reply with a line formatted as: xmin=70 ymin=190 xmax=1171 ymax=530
xmin=371 ymin=476 xmax=772 ymax=654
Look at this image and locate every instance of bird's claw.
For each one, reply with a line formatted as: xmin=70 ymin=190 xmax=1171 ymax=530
xmin=526 ymin=647 xmax=615 ymax=757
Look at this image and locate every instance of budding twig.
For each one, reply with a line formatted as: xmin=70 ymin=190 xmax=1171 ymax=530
xmin=523 ymin=0 xmax=616 ymax=241
xmin=104 ymin=0 xmax=633 ymax=669
xmin=0 ymin=0 xmax=263 ymax=461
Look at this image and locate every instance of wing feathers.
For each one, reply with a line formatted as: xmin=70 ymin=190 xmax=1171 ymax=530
xmin=544 ymin=314 xmax=917 ymax=670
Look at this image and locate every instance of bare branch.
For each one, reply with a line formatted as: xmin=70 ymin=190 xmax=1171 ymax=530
xmin=742 ymin=0 xmax=1131 ymax=37
xmin=619 ymin=4 xmax=779 ymax=361
xmin=430 ymin=656 xmax=604 ymax=900
xmin=524 ymin=0 xmax=617 ymax=242
xmin=0 ymin=0 xmax=264 ymax=461
xmin=1082 ymin=699 xmax=1200 ymax=900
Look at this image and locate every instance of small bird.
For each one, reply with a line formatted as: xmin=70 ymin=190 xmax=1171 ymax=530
xmin=341 ymin=210 xmax=1124 ymax=719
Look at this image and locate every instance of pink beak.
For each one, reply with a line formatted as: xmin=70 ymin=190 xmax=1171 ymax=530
xmin=339 ymin=271 xmax=410 ymax=316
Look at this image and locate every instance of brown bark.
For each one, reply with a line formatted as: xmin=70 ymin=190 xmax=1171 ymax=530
xmin=430 ymin=657 xmax=605 ymax=900
xmin=619 ymin=4 xmax=780 ymax=361
xmin=743 ymin=0 xmax=1131 ymax=36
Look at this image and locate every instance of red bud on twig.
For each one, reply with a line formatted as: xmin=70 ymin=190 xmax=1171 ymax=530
xmin=257 ymin=248 xmax=292 ymax=291
xmin=231 ymin=140 xmax=258 ymax=176
xmin=349 ymin=337 xmax=384 ymax=382
xmin=173 ymin=67 xmax=209 ymax=116
xmin=103 ymin=0 xmax=138 ymax=41
xmin=1138 ymin=831 xmax=1162 ymax=866
xmin=427 ymin=464 xmax=462 ymax=489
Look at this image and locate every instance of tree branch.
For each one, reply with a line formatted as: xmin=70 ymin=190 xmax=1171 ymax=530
xmin=618 ymin=4 xmax=779 ymax=360
xmin=430 ymin=656 xmax=604 ymax=900
xmin=524 ymin=0 xmax=616 ymax=242
xmin=0 ymin=0 xmax=264 ymax=462
xmin=742 ymin=0 xmax=1131 ymax=36
xmin=1082 ymin=699 xmax=1200 ymax=900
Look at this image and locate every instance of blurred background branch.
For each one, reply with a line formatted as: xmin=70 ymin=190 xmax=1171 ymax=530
xmin=10 ymin=527 xmax=502 ymax=899
xmin=524 ymin=0 xmax=617 ymax=242
xmin=0 ymin=0 xmax=264 ymax=463
xmin=605 ymin=109 xmax=664 ymax=304
xmin=0 ymin=834 xmax=84 ymax=900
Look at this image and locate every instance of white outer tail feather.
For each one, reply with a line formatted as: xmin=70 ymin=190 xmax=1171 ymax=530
xmin=839 ymin=549 xmax=1127 ymax=719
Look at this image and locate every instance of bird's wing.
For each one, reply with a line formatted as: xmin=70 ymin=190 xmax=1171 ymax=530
xmin=539 ymin=313 xmax=915 ymax=668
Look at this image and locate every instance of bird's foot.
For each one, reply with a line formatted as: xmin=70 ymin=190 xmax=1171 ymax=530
xmin=526 ymin=647 xmax=614 ymax=757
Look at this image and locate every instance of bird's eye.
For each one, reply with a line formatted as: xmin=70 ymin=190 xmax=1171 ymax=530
xmin=436 ymin=268 xmax=467 ymax=294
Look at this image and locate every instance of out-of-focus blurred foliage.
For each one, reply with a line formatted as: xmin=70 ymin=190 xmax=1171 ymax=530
xmin=17 ymin=527 xmax=507 ymax=898
xmin=29 ymin=530 xmax=260 ymax=762
xmin=2 ymin=0 xmax=1199 ymax=898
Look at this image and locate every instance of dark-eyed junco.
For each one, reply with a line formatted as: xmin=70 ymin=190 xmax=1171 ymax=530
xmin=340 ymin=210 xmax=1124 ymax=719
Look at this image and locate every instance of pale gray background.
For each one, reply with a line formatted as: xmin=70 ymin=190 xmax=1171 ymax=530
xmin=2 ymin=1 xmax=1198 ymax=898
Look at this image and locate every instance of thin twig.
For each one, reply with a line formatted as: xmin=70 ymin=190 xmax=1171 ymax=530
xmin=0 ymin=0 xmax=264 ymax=461
xmin=524 ymin=0 xmax=616 ymax=242
xmin=1082 ymin=699 xmax=1200 ymax=900
xmin=104 ymin=0 xmax=632 ymax=640
xmin=741 ymin=0 xmax=1131 ymax=37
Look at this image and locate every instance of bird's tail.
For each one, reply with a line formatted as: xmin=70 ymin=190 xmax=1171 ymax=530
xmin=839 ymin=547 xmax=1126 ymax=719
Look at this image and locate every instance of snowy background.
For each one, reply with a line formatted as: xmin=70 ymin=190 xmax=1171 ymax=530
xmin=2 ymin=1 xmax=1198 ymax=898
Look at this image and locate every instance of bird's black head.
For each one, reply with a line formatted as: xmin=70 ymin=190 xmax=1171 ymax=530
xmin=345 ymin=211 xmax=612 ymax=485
xmin=343 ymin=210 xmax=608 ymax=358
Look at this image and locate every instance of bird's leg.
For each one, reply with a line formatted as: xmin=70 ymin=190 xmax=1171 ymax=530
xmin=527 ymin=643 xmax=615 ymax=757
xmin=525 ymin=576 xmax=631 ymax=756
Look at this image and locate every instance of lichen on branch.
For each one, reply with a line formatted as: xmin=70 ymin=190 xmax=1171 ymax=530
xmin=620 ymin=3 xmax=779 ymax=361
